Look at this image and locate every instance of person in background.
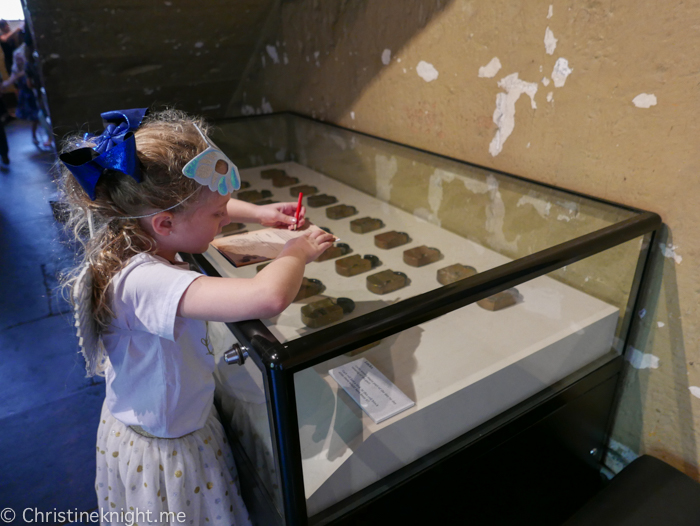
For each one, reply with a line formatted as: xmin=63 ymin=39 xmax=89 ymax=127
xmin=0 ymin=19 xmax=23 ymax=77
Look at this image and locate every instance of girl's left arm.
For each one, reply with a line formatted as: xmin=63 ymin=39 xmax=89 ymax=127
xmin=226 ymin=198 xmax=306 ymax=230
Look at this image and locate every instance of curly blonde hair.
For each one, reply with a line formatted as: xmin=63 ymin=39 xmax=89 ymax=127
xmin=59 ymin=109 xmax=211 ymax=331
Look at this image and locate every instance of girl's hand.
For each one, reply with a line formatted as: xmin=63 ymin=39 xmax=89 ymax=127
xmin=257 ymin=202 xmax=307 ymax=230
xmin=283 ymin=229 xmax=335 ymax=263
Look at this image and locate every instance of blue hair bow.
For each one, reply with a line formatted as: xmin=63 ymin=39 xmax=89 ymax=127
xmin=60 ymin=108 xmax=149 ymax=200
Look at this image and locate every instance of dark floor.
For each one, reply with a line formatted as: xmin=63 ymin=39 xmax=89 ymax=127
xmin=0 ymin=119 xmax=103 ymax=524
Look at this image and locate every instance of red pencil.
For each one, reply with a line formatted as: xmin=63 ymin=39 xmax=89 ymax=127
xmin=294 ymin=192 xmax=303 ymax=231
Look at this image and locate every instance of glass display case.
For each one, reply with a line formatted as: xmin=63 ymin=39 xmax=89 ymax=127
xmin=184 ymin=113 xmax=661 ymax=526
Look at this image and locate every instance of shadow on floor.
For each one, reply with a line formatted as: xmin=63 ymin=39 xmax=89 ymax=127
xmin=0 ymin=119 xmax=104 ymax=522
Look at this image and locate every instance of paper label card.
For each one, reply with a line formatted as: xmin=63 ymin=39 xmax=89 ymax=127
xmin=329 ymin=358 xmax=415 ymax=424
xmin=210 ymin=226 xmax=323 ymax=267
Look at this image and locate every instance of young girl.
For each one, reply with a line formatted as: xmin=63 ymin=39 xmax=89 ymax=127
xmin=59 ymin=108 xmax=334 ymax=524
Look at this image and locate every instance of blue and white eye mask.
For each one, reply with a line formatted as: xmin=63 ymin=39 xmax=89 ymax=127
xmin=182 ymin=124 xmax=241 ymax=195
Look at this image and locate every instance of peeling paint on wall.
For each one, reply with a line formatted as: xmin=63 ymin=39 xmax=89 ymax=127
xmin=633 ymin=93 xmax=657 ymax=108
xmin=478 ymin=57 xmax=502 ymax=78
xmin=557 ymin=214 xmax=571 ymax=222
xmin=658 ymin=321 xmax=665 ymax=328
xmin=416 ymin=60 xmax=439 ymax=82
xmin=489 ymin=73 xmax=538 ymax=157
xmin=382 ymin=49 xmax=392 ymax=65
xmin=690 ymin=387 xmax=700 ymax=399
xmin=517 ymin=194 xmax=552 ymax=217
xmin=375 ymin=154 xmax=397 ymax=202
xmin=546 ymin=92 xmax=553 ymax=103
xmin=542 ymin=77 xmax=550 ymax=86
xmin=422 ymin=169 xmax=457 ymax=226
xmin=544 ymin=27 xmax=557 ymax=55
xmin=659 ymin=243 xmax=682 ymax=264
xmin=551 ymin=58 xmax=573 ymax=87
xmin=547 ymin=4 xmax=553 ymax=18
xmin=627 ymin=347 xmax=660 ymax=369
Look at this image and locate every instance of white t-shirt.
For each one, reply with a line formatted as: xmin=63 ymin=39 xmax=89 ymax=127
xmin=102 ymin=253 xmax=214 ymax=438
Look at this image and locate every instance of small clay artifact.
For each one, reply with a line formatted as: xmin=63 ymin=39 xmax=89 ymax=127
xmin=261 ymin=168 xmax=286 ymax=180
xmin=239 ymin=181 xmax=251 ymax=189
xmin=271 ymin=174 xmax=299 ymax=187
xmin=290 ymin=185 xmax=318 ymax=197
xmin=307 ymin=194 xmax=338 ymax=207
xmin=403 ymin=246 xmax=441 ymax=267
xmin=335 ymin=254 xmax=380 ymax=277
xmin=366 ymin=270 xmax=408 ymax=295
xmin=437 ymin=264 xmax=477 ymax=285
xmin=374 ymin=231 xmax=410 ymax=249
xmin=219 ymin=222 xmax=245 ymax=236
xmin=237 ymin=189 xmax=273 ymax=203
xmin=477 ymin=288 xmax=519 ymax=311
xmin=316 ymin=242 xmax=351 ymax=262
xmin=350 ymin=217 xmax=384 ymax=234
xmin=293 ymin=278 xmax=325 ymax=302
xmin=326 ymin=204 xmax=358 ymax=220
xmin=301 ymin=297 xmax=355 ymax=328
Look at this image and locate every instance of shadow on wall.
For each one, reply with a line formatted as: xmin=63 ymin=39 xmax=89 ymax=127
xmin=226 ymin=0 xmax=453 ymax=120
xmin=613 ymin=225 xmax=698 ymax=478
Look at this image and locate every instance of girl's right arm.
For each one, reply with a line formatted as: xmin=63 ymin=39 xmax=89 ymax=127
xmin=177 ymin=229 xmax=334 ymax=322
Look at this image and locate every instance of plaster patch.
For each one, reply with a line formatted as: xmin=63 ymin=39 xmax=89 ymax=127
xmin=425 ymin=169 xmax=457 ymax=227
xmin=261 ymin=97 xmax=273 ymax=114
xmin=241 ymin=105 xmax=255 ymax=116
xmin=633 ymin=93 xmax=657 ymax=108
xmin=375 ymin=155 xmax=397 ymax=202
xmin=266 ymin=45 xmax=280 ymax=64
xmin=551 ymin=58 xmax=573 ymax=87
xmin=557 ymin=214 xmax=571 ymax=222
xmin=627 ymin=347 xmax=660 ymax=369
xmin=542 ymin=77 xmax=550 ymax=86
xmin=478 ymin=57 xmax=502 ymax=78
xmin=659 ymin=243 xmax=682 ymax=264
xmin=605 ymin=438 xmax=638 ymax=475
xmin=382 ymin=49 xmax=391 ymax=65
xmin=517 ymin=194 xmax=552 ymax=217
xmin=275 ymin=148 xmax=287 ymax=161
xmin=690 ymin=387 xmax=700 ymax=399
xmin=544 ymin=27 xmax=558 ymax=55
xmin=417 ymin=61 xmax=439 ymax=82
xmin=485 ymin=174 xmax=520 ymax=252
xmin=546 ymin=92 xmax=553 ymax=103
xmin=547 ymin=4 xmax=553 ymax=18
xmin=329 ymin=134 xmax=347 ymax=150
xmin=489 ymin=73 xmax=538 ymax=157
xmin=658 ymin=321 xmax=665 ymax=328
xmin=462 ymin=177 xmax=491 ymax=195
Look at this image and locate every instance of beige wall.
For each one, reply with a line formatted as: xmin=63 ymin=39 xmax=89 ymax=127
xmin=228 ymin=0 xmax=700 ymax=477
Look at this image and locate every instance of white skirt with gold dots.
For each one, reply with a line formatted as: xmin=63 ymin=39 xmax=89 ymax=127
xmin=95 ymin=399 xmax=251 ymax=526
